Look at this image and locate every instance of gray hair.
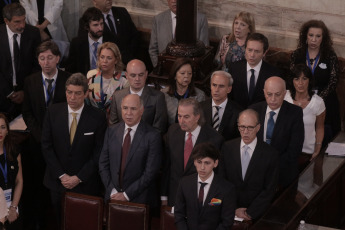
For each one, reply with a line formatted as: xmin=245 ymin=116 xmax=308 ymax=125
xmin=178 ymin=98 xmax=205 ymax=126
xmin=65 ymin=73 xmax=88 ymax=93
xmin=210 ymin=71 xmax=233 ymax=86
xmin=121 ymin=94 xmax=144 ymax=109
xmin=3 ymin=3 xmax=25 ymax=21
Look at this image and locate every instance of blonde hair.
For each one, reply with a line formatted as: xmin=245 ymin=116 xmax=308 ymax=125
xmin=228 ymin=11 xmax=256 ymax=43
xmin=96 ymin=42 xmax=125 ymax=73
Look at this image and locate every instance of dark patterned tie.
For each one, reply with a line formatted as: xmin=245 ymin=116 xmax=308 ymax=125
xmin=248 ymin=69 xmax=255 ymax=101
xmin=212 ymin=106 xmax=220 ymax=131
xmin=46 ymin=78 xmax=54 ymax=106
xmin=198 ymin=182 xmax=207 ymax=206
xmin=120 ymin=128 xmax=131 ymax=188
xmin=266 ymin=111 xmax=276 ymax=144
xmin=107 ymin=14 xmax=117 ymax=34
xmin=13 ymin=34 xmax=20 ymax=75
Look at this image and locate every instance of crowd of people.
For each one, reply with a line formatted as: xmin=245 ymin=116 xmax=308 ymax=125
xmin=0 ymin=0 xmax=342 ymax=229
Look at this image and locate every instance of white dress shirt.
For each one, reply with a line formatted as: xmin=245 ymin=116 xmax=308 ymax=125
xmin=246 ymin=60 xmax=262 ymax=92
xmin=212 ymin=98 xmax=228 ymax=125
xmin=170 ymin=11 xmax=176 ymax=38
xmin=263 ymin=106 xmax=281 ymax=142
xmin=197 ymin=171 xmax=214 ymax=204
xmin=130 ymin=87 xmax=144 ymax=96
xmin=185 ymin=125 xmax=201 ymax=147
xmin=67 ymin=104 xmax=84 ymax=130
xmin=240 ymin=138 xmax=257 ymax=160
xmin=42 ymin=69 xmax=58 ymax=103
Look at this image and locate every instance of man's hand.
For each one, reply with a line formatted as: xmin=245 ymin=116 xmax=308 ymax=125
xmin=161 ymin=200 xmax=168 ymax=206
xmin=235 ymin=208 xmax=251 ymax=221
xmin=111 ymin=193 xmax=127 ymax=201
xmin=61 ymin=175 xmax=80 ymax=189
xmin=10 ymin=90 xmax=24 ymax=104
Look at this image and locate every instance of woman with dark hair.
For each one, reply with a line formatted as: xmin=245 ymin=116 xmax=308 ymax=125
xmin=214 ymin=11 xmax=255 ymax=71
xmin=290 ymin=20 xmax=340 ymax=142
xmin=161 ymin=58 xmax=206 ymax=125
xmin=0 ymin=113 xmax=23 ymax=230
xmin=285 ymin=64 xmax=325 ymax=169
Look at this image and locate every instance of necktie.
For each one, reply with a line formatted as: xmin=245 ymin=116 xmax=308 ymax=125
xmin=45 ymin=78 xmax=54 ymax=106
xmin=13 ymin=34 xmax=20 ymax=76
xmin=266 ymin=111 xmax=276 ymax=144
xmin=106 ymin=14 xmax=117 ymax=34
xmin=248 ymin=69 xmax=255 ymax=101
xmin=184 ymin=132 xmax=193 ymax=169
xmin=241 ymin=145 xmax=250 ymax=179
xmin=70 ymin=113 xmax=77 ymax=144
xmin=173 ymin=16 xmax=176 ymax=39
xmin=120 ymin=128 xmax=131 ymax=188
xmin=212 ymin=106 xmax=220 ymax=131
xmin=91 ymin=42 xmax=99 ymax=69
xmin=198 ymin=182 xmax=207 ymax=206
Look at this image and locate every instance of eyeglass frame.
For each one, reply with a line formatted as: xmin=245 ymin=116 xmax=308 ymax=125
xmin=237 ymin=123 xmax=259 ymax=132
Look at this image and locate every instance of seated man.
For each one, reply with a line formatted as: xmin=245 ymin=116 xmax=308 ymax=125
xmin=175 ymin=142 xmax=236 ymax=230
xmin=149 ymin=0 xmax=209 ymax=67
xmin=219 ymin=109 xmax=279 ymax=220
xmin=250 ymin=77 xmax=304 ymax=189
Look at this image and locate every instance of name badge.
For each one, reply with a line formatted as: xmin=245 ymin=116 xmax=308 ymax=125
xmin=4 ymin=188 xmax=12 ymax=208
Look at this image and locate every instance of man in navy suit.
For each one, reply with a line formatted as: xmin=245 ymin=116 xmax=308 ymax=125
xmin=175 ymin=143 xmax=236 ymax=230
xmin=229 ymin=33 xmax=281 ymax=109
xmin=219 ymin=109 xmax=279 ymax=220
xmin=0 ymin=3 xmax=40 ymax=120
xmin=42 ymin=73 xmax=107 ymax=224
xmin=250 ymin=77 xmax=304 ymax=189
xmin=99 ymin=94 xmax=162 ymax=206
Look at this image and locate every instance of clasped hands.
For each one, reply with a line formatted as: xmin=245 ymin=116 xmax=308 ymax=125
xmin=60 ymin=174 xmax=80 ymax=190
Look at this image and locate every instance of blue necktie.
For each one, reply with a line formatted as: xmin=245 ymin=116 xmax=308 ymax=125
xmin=248 ymin=69 xmax=255 ymax=101
xmin=266 ymin=111 xmax=276 ymax=144
xmin=91 ymin=42 xmax=99 ymax=69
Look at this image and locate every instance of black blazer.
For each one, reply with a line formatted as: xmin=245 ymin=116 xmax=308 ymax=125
xmin=22 ymin=70 xmax=70 ymax=142
xmin=162 ymin=123 xmax=224 ymax=206
xmin=0 ymin=24 xmax=41 ymax=116
xmin=99 ymin=120 xmax=162 ymax=205
xmin=41 ymin=103 xmax=107 ymax=195
xmin=219 ymin=138 xmax=279 ymax=219
xmin=249 ymin=101 xmax=304 ymax=187
xmin=174 ymin=173 xmax=236 ymax=230
xmin=201 ymin=98 xmax=243 ymax=141
xmin=229 ymin=60 xmax=281 ymax=108
xmin=65 ymin=31 xmax=118 ymax=75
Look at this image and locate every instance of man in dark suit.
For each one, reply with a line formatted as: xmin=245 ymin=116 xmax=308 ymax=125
xmin=41 ymin=73 xmax=107 ymax=224
xmin=99 ymin=94 xmax=162 ymax=206
xmin=66 ymin=7 xmax=118 ymax=75
xmin=201 ymin=70 xmax=243 ymax=141
xmin=219 ymin=109 xmax=279 ymax=220
xmin=175 ymin=143 xmax=236 ymax=230
xmin=92 ymin=0 xmax=139 ymax=65
xmin=22 ymin=40 xmax=70 ymax=230
xmin=229 ymin=33 xmax=281 ymax=109
xmin=250 ymin=77 xmax=304 ymax=188
xmin=0 ymin=3 xmax=41 ymax=120
xmin=109 ymin=59 xmax=168 ymax=134
xmin=162 ymin=98 xmax=224 ymax=206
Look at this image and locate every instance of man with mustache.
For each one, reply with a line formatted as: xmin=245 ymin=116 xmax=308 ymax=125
xmin=66 ymin=7 xmax=118 ymax=75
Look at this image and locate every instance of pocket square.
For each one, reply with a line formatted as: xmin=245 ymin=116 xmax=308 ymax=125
xmin=208 ymin=198 xmax=222 ymax=206
xmin=84 ymin=132 xmax=94 ymax=135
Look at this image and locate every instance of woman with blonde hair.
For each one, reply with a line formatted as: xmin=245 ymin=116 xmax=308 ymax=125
xmin=214 ymin=11 xmax=255 ymax=70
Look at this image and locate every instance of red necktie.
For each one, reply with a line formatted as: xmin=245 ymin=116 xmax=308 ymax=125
xmin=184 ymin=132 xmax=193 ymax=169
xmin=198 ymin=182 xmax=207 ymax=206
xmin=120 ymin=128 xmax=131 ymax=188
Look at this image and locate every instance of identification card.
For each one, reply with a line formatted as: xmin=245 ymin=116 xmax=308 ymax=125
xmin=4 ymin=188 xmax=12 ymax=208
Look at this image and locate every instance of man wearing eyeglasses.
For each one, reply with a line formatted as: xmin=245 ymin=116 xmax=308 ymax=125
xmin=219 ymin=109 xmax=279 ymax=221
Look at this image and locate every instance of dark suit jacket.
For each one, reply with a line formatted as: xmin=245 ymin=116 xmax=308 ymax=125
xmin=65 ymin=31 xmax=118 ymax=75
xmin=22 ymin=70 xmax=70 ymax=142
xmin=219 ymin=138 xmax=279 ymax=219
xmin=0 ymin=24 xmax=41 ymax=117
xmin=174 ymin=173 xmax=236 ymax=230
xmin=201 ymin=98 xmax=243 ymax=141
xmin=99 ymin=120 xmax=162 ymax=205
xmin=108 ymin=86 xmax=168 ymax=134
xmin=41 ymin=103 xmax=107 ymax=195
xmin=162 ymin=123 xmax=224 ymax=206
xmin=249 ymin=101 xmax=304 ymax=187
xmin=229 ymin=60 xmax=281 ymax=108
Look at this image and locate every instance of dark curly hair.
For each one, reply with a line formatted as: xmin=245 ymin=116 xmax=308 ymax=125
xmin=167 ymin=58 xmax=197 ymax=97
xmin=289 ymin=64 xmax=314 ymax=100
xmin=297 ymin=20 xmax=334 ymax=58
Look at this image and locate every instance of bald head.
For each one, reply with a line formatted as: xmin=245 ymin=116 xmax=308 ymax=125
xmin=238 ymin=109 xmax=260 ymax=144
xmin=263 ymin=76 xmax=286 ymax=110
xmin=121 ymin=94 xmax=144 ymax=127
xmin=126 ymin=59 xmax=148 ymax=93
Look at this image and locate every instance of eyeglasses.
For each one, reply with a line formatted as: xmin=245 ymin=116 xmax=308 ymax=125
xmin=238 ymin=124 xmax=258 ymax=132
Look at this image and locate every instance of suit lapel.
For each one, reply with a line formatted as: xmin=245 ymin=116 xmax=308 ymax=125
xmin=1 ymin=25 xmax=13 ymax=83
xmin=60 ymin=104 xmax=71 ymax=147
xmin=53 ymin=70 xmax=66 ymax=103
xmin=71 ymin=105 xmax=89 ymax=147
xmin=125 ymin=121 xmax=144 ymax=167
xmin=115 ymin=122 xmax=125 ymax=180
xmin=271 ymin=101 xmax=287 ymax=143
xmin=200 ymin=175 xmax=219 ymax=216
xmin=233 ymin=139 xmax=243 ymax=181
xmin=184 ymin=126 xmax=207 ymax=173
xmin=204 ymin=99 xmax=213 ymax=124
xmin=219 ymin=101 xmax=233 ymax=133
xmin=34 ymin=73 xmax=47 ymax=110
xmin=244 ymin=142 xmax=262 ymax=181
xmin=176 ymin=128 xmax=187 ymax=175
xmin=140 ymin=86 xmax=150 ymax=105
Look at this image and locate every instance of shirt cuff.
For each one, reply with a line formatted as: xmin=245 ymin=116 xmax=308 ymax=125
xmin=59 ymin=173 xmax=66 ymax=179
xmin=161 ymin=196 xmax=168 ymax=201
xmin=110 ymin=188 xmax=118 ymax=198
xmin=123 ymin=192 xmax=129 ymax=201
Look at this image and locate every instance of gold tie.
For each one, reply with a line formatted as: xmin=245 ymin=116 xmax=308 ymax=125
xmin=70 ymin=113 xmax=77 ymax=144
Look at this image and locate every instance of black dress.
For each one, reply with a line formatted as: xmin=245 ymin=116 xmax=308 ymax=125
xmin=290 ymin=48 xmax=341 ymax=140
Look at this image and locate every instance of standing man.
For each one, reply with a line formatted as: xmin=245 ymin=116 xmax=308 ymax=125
xmin=109 ymin=59 xmax=168 ymax=134
xmin=201 ymin=70 xmax=243 ymax=141
xmin=149 ymin=0 xmax=209 ymax=67
xmin=219 ymin=109 xmax=279 ymax=220
xmin=0 ymin=3 xmax=41 ymax=120
xmin=66 ymin=7 xmax=118 ymax=75
xmin=175 ymin=143 xmax=236 ymax=230
xmin=41 ymin=73 xmax=107 ymax=224
xmin=99 ymin=94 xmax=162 ymax=206
xmin=22 ymin=40 xmax=70 ymax=230
xmin=229 ymin=33 xmax=281 ymax=109
xmin=92 ymin=0 xmax=140 ymax=64
xmin=250 ymin=77 xmax=304 ymax=188
xmin=162 ymin=98 xmax=224 ymax=206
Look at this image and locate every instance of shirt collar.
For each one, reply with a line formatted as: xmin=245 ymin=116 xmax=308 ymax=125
xmin=125 ymin=121 xmax=140 ymax=133
xmin=170 ymin=11 xmax=176 ymax=19
xmin=103 ymin=9 xmax=113 ymax=18
xmin=130 ymin=87 xmax=144 ymax=96
xmin=212 ymin=98 xmax=228 ymax=108
xmin=246 ymin=59 xmax=263 ymax=73
xmin=265 ymin=105 xmax=281 ymax=116
xmin=6 ymin=24 xmax=21 ymax=40
xmin=188 ymin=125 xmax=201 ymax=137
xmin=240 ymin=137 xmax=257 ymax=151
xmin=68 ymin=103 xmax=84 ymax=114
xmin=198 ymin=171 xmax=214 ymax=183
xmin=88 ymin=35 xmax=103 ymax=47
xmin=42 ymin=68 xmax=58 ymax=81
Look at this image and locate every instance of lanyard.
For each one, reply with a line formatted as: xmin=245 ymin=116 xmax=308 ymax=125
xmin=41 ymin=75 xmax=56 ymax=106
xmin=3 ymin=0 xmax=11 ymax=5
xmin=0 ymin=147 xmax=8 ymax=185
xmin=306 ymin=50 xmax=320 ymax=75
